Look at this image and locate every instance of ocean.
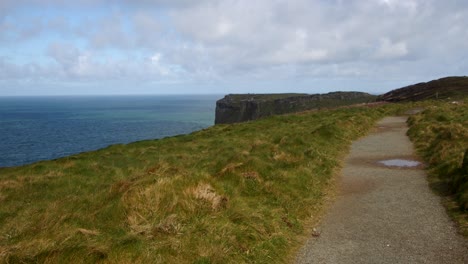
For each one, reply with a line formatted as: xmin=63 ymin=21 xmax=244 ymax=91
xmin=0 ymin=95 xmax=220 ymax=168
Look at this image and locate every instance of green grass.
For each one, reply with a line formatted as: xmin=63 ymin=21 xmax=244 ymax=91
xmin=407 ymin=100 xmax=468 ymax=235
xmin=0 ymin=104 xmax=407 ymax=263
xmin=221 ymin=93 xmax=309 ymax=102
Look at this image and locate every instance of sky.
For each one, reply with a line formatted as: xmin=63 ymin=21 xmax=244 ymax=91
xmin=0 ymin=0 xmax=467 ymax=96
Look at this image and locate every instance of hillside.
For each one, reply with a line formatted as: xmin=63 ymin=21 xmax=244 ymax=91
xmin=1 ymin=76 xmax=467 ymax=263
xmin=378 ymin=76 xmax=468 ymax=102
xmin=215 ymin=92 xmax=376 ymax=124
xmin=215 ymin=76 xmax=468 ymax=125
xmin=0 ymin=104 xmax=406 ymax=263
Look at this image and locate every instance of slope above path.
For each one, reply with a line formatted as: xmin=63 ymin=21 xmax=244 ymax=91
xmin=296 ymin=116 xmax=468 ymax=264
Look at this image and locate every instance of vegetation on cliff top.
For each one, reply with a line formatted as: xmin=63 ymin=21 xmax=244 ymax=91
xmin=378 ymin=76 xmax=468 ymax=102
xmin=219 ymin=93 xmax=309 ymax=102
xmin=215 ymin=92 xmax=377 ymax=124
xmin=0 ymin=104 xmax=406 ymax=263
xmin=407 ymin=100 xmax=468 ymax=235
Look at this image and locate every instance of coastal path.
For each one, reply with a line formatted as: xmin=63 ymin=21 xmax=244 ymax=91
xmin=296 ymin=116 xmax=468 ymax=264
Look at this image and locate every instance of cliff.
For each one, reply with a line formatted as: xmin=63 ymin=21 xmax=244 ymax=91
xmin=215 ymin=92 xmax=376 ymax=124
xmin=377 ymin=76 xmax=468 ymax=102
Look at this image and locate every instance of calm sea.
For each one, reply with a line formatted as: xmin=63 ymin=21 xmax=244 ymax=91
xmin=0 ymin=95 xmax=220 ymax=168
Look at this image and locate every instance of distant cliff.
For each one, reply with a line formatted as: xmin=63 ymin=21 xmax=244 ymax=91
xmin=215 ymin=92 xmax=376 ymax=124
xmin=377 ymin=76 xmax=468 ymax=102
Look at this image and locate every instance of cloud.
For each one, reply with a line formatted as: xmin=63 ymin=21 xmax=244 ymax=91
xmin=0 ymin=56 xmax=57 ymax=81
xmin=148 ymin=53 xmax=170 ymax=76
xmin=0 ymin=57 xmax=25 ymax=79
xmin=43 ymin=41 xmax=180 ymax=82
xmin=374 ymin=38 xmax=408 ymax=60
xmin=132 ymin=12 xmax=162 ymax=47
xmin=87 ymin=12 xmax=134 ymax=50
xmin=167 ymin=0 xmax=468 ymax=79
xmin=378 ymin=0 xmax=419 ymax=11
xmin=1 ymin=0 xmax=468 ymax=94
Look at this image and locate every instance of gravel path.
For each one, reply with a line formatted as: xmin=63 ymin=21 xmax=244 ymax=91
xmin=296 ymin=116 xmax=468 ymax=264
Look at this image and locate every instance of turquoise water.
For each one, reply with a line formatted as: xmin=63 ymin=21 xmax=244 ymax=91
xmin=0 ymin=95 xmax=220 ymax=167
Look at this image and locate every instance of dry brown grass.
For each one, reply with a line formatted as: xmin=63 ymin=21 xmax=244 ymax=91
xmin=191 ymin=183 xmax=228 ymax=211
xmin=0 ymin=103 xmax=411 ymax=263
xmin=407 ymin=100 xmax=468 ymax=235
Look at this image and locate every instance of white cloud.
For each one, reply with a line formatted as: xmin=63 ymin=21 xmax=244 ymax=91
xmin=132 ymin=12 xmax=161 ymax=47
xmin=149 ymin=53 xmax=170 ymax=76
xmin=166 ymin=0 xmax=468 ymax=80
xmin=87 ymin=12 xmax=133 ymax=50
xmin=215 ymin=19 xmax=233 ymax=37
xmin=378 ymin=0 xmax=419 ymax=12
xmin=374 ymin=38 xmax=408 ymax=59
xmin=1 ymin=0 xmax=468 ymax=94
xmin=261 ymin=28 xmax=329 ymax=64
xmin=44 ymin=42 xmax=177 ymax=81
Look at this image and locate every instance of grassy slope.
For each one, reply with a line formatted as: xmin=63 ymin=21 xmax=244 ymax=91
xmin=407 ymin=100 xmax=468 ymax=235
xmin=0 ymin=105 xmax=406 ymax=263
xmin=378 ymin=76 xmax=468 ymax=102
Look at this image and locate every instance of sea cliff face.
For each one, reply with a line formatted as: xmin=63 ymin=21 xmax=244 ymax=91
xmin=215 ymin=92 xmax=376 ymax=124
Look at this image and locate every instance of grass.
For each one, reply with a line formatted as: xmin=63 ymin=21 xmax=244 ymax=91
xmin=407 ymin=100 xmax=468 ymax=235
xmin=219 ymin=93 xmax=309 ymax=102
xmin=378 ymin=76 xmax=468 ymax=102
xmin=216 ymin=92 xmax=377 ymax=124
xmin=0 ymin=104 xmax=409 ymax=263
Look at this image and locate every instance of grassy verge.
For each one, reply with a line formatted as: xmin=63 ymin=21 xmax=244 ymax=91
xmin=0 ymin=104 xmax=405 ymax=263
xmin=407 ymin=100 xmax=468 ymax=236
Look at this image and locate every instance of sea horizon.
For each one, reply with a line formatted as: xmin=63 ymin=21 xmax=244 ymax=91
xmin=0 ymin=93 xmax=225 ymax=98
xmin=0 ymin=94 xmax=221 ymax=168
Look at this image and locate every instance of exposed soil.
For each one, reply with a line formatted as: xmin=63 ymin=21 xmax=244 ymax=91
xmin=296 ymin=116 xmax=468 ymax=264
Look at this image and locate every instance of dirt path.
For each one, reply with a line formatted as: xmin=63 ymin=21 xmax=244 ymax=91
xmin=296 ymin=116 xmax=468 ymax=264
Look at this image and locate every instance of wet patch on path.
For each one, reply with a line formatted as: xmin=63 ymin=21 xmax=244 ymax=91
xmin=341 ymin=177 xmax=378 ymax=195
xmin=348 ymin=155 xmax=425 ymax=170
xmin=378 ymin=159 xmax=421 ymax=168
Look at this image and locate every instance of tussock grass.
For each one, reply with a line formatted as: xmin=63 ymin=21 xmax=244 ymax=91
xmin=0 ymin=104 xmax=405 ymax=263
xmin=407 ymin=100 xmax=468 ymax=235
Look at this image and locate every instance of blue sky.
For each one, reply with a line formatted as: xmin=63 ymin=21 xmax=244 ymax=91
xmin=1 ymin=0 xmax=467 ymax=96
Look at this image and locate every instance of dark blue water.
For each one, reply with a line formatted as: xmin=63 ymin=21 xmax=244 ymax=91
xmin=0 ymin=95 xmax=220 ymax=167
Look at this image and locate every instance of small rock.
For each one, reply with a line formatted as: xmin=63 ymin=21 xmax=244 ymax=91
xmin=311 ymin=228 xmax=320 ymax=237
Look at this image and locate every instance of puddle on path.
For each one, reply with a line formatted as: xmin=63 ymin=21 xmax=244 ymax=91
xmin=378 ymin=159 xmax=421 ymax=168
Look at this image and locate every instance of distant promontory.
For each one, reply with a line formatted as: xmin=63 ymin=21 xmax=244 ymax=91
xmin=215 ymin=92 xmax=376 ymax=124
xmin=215 ymin=76 xmax=468 ymax=124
